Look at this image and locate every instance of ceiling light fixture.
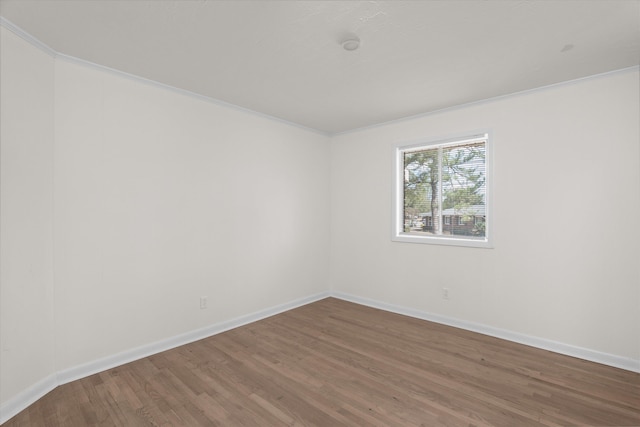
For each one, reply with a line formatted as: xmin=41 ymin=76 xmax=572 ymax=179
xmin=341 ymin=36 xmax=360 ymax=51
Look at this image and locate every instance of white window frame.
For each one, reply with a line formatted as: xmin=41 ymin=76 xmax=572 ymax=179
xmin=392 ymin=131 xmax=493 ymax=248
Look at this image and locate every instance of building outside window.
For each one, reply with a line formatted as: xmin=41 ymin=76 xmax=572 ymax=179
xmin=392 ymin=132 xmax=491 ymax=248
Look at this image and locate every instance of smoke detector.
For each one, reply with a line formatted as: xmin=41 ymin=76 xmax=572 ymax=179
xmin=341 ymin=36 xmax=360 ymax=51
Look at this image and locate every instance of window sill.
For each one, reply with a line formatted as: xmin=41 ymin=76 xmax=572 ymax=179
xmin=392 ymin=233 xmax=493 ymax=248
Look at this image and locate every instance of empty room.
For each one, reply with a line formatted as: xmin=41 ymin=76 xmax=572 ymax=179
xmin=1 ymin=1 xmax=639 ymax=425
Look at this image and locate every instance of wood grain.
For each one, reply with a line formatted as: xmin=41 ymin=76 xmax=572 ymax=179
xmin=4 ymin=298 xmax=639 ymax=426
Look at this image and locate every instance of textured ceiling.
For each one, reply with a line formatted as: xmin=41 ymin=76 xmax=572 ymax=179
xmin=1 ymin=0 xmax=639 ymax=134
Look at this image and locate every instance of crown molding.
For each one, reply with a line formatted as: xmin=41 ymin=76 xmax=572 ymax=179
xmin=0 ymin=16 xmax=56 ymax=57
xmin=333 ymin=65 xmax=640 ymax=137
xmin=0 ymin=17 xmax=329 ymax=137
xmin=2 ymin=16 xmax=637 ymax=138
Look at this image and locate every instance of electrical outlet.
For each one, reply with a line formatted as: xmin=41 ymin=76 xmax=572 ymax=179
xmin=200 ymin=296 xmax=207 ymax=309
xmin=442 ymin=288 xmax=450 ymax=300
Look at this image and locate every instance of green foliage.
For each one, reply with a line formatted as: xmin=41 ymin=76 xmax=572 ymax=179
xmin=472 ymin=220 xmax=486 ymax=236
xmin=404 ymin=182 xmax=429 ymax=217
xmin=404 ymin=150 xmax=440 ymax=231
xmin=442 ymin=188 xmax=483 ymax=210
xmin=403 ymin=142 xmax=486 ymax=235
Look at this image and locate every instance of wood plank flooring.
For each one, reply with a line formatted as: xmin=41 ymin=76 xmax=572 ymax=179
xmin=3 ymin=297 xmax=640 ymax=426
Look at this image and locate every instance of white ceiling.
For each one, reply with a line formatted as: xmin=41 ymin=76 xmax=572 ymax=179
xmin=1 ymin=0 xmax=638 ymax=134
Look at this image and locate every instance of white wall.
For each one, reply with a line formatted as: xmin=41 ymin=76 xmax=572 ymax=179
xmin=330 ymin=69 xmax=640 ymax=362
xmin=2 ymin=17 xmax=639 ymax=422
xmin=0 ymin=27 xmax=56 ymax=405
xmin=53 ymin=59 xmax=331 ymax=372
xmin=0 ymin=23 xmax=331 ymax=415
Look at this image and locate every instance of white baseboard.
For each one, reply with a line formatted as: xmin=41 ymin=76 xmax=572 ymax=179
xmin=331 ymin=291 xmax=640 ymax=374
xmin=0 ymin=291 xmax=330 ymax=424
xmin=3 ymin=289 xmax=638 ymax=424
xmin=0 ymin=373 xmax=57 ymax=425
xmin=56 ymin=291 xmax=330 ymax=386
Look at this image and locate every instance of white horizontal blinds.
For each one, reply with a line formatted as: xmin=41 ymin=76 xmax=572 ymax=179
xmin=402 ymin=135 xmax=487 ymax=239
xmin=442 ymin=140 xmax=486 ymax=238
xmin=403 ymin=147 xmax=441 ymax=235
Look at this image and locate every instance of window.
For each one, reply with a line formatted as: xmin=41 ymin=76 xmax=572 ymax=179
xmin=392 ymin=132 xmax=491 ymax=248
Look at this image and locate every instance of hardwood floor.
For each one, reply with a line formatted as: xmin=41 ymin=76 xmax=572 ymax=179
xmin=4 ymin=297 xmax=640 ymax=426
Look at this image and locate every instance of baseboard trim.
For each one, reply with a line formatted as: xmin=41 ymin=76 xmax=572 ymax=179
xmin=0 ymin=373 xmax=57 ymax=425
xmin=0 ymin=291 xmax=329 ymax=424
xmin=331 ymin=291 xmax=640 ymax=373
xmin=3 ymin=290 xmax=637 ymax=424
xmin=57 ymin=291 xmax=330 ymax=385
